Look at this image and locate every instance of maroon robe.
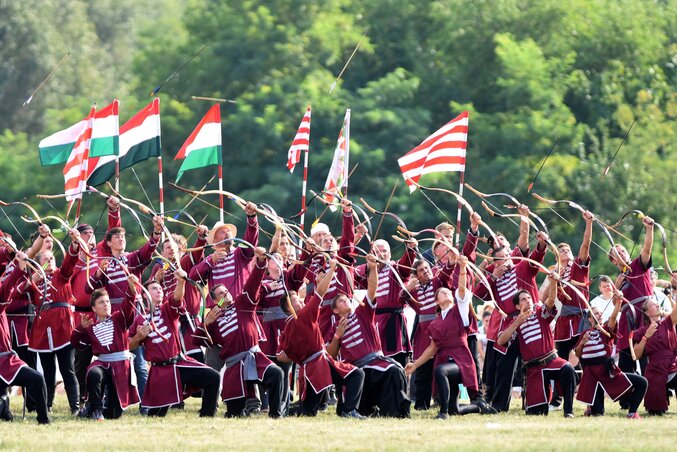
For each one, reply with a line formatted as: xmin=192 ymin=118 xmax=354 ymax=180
xmin=554 ymin=257 xmax=590 ymax=342
xmin=277 ymin=292 xmax=357 ymax=400
xmin=19 ymin=244 xmax=78 ymax=352
xmin=408 ymin=262 xmax=454 ymax=360
xmin=70 ymin=293 xmax=139 ymax=409
xmin=308 ymin=212 xmax=355 ymax=343
xmin=617 ymin=256 xmax=653 ymax=351
xmin=190 ymin=215 xmax=259 ymax=306
xmin=86 ymin=236 xmax=159 ymax=312
xmin=149 ymin=237 xmax=206 ymax=356
xmin=502 ymin=305 xmax=568 ymax=409
xmin=355 ymin=247 xmax=415 ymax=357
xmin=427 ymin=300 xmax=478 ymax=392
xmin=195 ymin=261 xmax=270 ymax=401
xmin=475 ymin=244 xmax=545 ymax=349
xmin=258 ymin=258 xmax=307 ymax=358
xmin=330 ymin=296 xmax=395 ymax=372
xmin=576 ymin=323 xmax=631 ymax=404
xmin=130 ymin=296 xmax=208 ymax=409
xmin=2 ymin=261 xmax=32 ymax=347
xmin=0 ymin=266 xmax=29 ymax=384
xmin=632 ymin=316 xmax=677 ymax=412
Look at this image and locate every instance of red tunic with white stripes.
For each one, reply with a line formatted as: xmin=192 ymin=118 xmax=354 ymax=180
xmin=277 ymin=292 xmax=357 ymax=400
xmin=258 ymin=259 xmax=307 ymax=357
xmin=149 ymin=238 xmax=206 ymax=356
xmin=130 ymin=295 xmax=208 ymax=409
xmin=2 ymin=261 xmax=32 ymax=347
xmin=87 ymin=236 xmax=159 ymax=312
xmin=70 ymin=293 xmax=139 ymax=409
xmin=197 ymin=261 xmax=270 ymax=401
xmin=72 ymin=208 xmax=121 ymax=312
xmin=427 ymin=290 xmax=478 ymax=391
xmin=408 ymin=262 xmax=454 ymax=360
xmin=503 ymin=305 xmax=569 ymax=409
xmin=575 ymin=323 xmax=631 ymax=404
xmin=617 ymin=256 xmax=653 ymax=351
xmin=18 ymin=244 xmax=79 ymax=352
xmin=554 ymin=257 xmax=590 ymax=342
xmin=355 ymin=248 xmax=416 ymax=357
xmin=0 ymin=266 xmax=30 ymax=384
xmin=475 ymin=244 xmax=546 ymax=345
xmin=190 ymin=216 xmax=259 ymax=307
xmin=331 ymin=296 xmax=396 ymax=372
xmin=308 ymin=212 xmax=355 ymax=343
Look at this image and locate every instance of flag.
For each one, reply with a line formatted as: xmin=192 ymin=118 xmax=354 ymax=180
xmin=287 ymin=106 xmax=311 ymax=172
xmin=63 ymin=107 xmax=95 ymax=201
xmin=322 ymin=109 xmax=350 ymax=210
xmin=87 ymin=98 xmax=162 ymax=186
xmin=175 ymin=104 xmax=222 ymax=182
xmin=88 ymin=100 xmax=119 ymax=157
xmin=38 ymin=115 xmax=91 ymax=166
xmin=398 ymin=111 xmax=469 ymax=192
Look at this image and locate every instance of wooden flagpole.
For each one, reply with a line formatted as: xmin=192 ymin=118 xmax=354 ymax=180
xmin=217 ymin=164 xmax=224 ymax=223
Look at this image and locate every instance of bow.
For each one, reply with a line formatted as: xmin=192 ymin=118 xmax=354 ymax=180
xmin=406 ymin=180 xmax=499 ymax=243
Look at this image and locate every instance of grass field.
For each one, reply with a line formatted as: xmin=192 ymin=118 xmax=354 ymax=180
xmin=1 ymin=396 xmax=676 ymax=451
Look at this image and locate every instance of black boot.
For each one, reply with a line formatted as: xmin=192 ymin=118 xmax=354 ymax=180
xmin=0 ymin=394 xmax=13 ymax=422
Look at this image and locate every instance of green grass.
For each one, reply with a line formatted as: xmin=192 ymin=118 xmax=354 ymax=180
xmin=1 ymin=397 xmax=675 ymax=451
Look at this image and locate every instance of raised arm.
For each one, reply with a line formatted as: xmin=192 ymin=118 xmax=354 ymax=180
xmin=516 ymin=204 xmax=531 ymax=254
xmin=578 ymin=211 xmax=594 ymax=263
xmin=639 ymin=216 xmax=654 ymax=268
xmin=366 ymin=253 xmax=379 ymax=302
xmin=607 ymin=288 xmax=623 ymax=331
xmin=240 ymin=202 xmax=260 ymax=260
xmin=315 ymin=259 xmax=337 ymax=299
xmin=544 ymin=272 xmax=558 ymax=311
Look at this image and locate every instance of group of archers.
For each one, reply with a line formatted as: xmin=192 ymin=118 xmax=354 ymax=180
xmin=0 ymin=189 xmax=675 ymax=425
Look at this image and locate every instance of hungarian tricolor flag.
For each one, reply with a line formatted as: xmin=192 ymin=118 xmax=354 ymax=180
xmin=398 ymin=111 xmax=469 ymax=192
xmin=175 ymin=104 xmax=222 ymax=182
xmin=88 ymin=98 xmax=162 ymax=186
xmin=89 ymin=100 xmax=119 ymax=157
xmin=63 ymin=107 xmax=95 ymax=201
xmin=38 ymin=112 xmax=92 ymax=167
xmin=322 ymin=109 xmax=350 ymax=210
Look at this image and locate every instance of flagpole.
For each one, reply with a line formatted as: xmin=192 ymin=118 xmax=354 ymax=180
xmin=217 ymin=164 xmax=224 ymax=223
xmin=157 ymin=155 xmax=165 ymax=218
xmin=343 ymin=109 xmax=351 ymax=198
xmin=115 ymin=158 xmax=120 ymax=192
xmin=455 ymin=170 xmax=465 ymax=246
xmin=300 ymin=145 xmax=309 ymax=232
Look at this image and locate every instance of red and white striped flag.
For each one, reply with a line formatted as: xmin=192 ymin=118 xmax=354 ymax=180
xmin=398 ymin=111 xmax=469 ymax=192
xmin=63 ymin=107 xmax=95 ymax=201
xmin=287 ymin=106 xmax=311 ymax=172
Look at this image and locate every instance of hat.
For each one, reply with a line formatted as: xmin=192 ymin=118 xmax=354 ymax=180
xmin=77 ymin=223 xmax=94 ymax=233
xmin=207 ymin=221 xmax=237 ymax=245
xmin=310 ymin=222 xmax=330 ymax=238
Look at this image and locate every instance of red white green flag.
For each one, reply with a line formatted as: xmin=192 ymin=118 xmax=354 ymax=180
xmin=175 ymin=104 xmax=222 ymax=182
xmin=89 ymin=100 xmax=119 ymax=157
xmin=63 ymin=107 xmax=95 ymax=200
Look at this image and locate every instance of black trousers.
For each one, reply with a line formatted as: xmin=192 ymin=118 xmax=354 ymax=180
xmin=147 ymin=365 xmax=220 ymax=417
xmin=11 ymin=341 xmax=37 ymax=410
xmin=86 ymin=366 xmax=123 ymax=419
xmin=390 ymin=352 xmax=409 ymax=369
xmin=434 ymin=362 xmax=481 ymax=415
xmin=0 ymin=366 xmax=49 ymax=423
xmin=618 ymin=348 xmax=647 ymax=374
xmin=413 ymin=359 xmax=434 ymax=409
xmin=491 ymin=340 xmax=520 ymax=412
xmin=482 ymin=340 xmax=497 ymax=401
xmin=225 ymin=364 xmax=284 ymax=418
xmin=590 ymin=372 xmax=647 ymax=415
xmin=359 ymin=365 xmax=410 ymax=418
xmin=467 ymin=335 xmax=481 ymax=388
xmin=302 ymin=366 xmax=364 ymax=416
xmin=551 ymin=336 xmax=578 ymax=405
xmin=38 ymin=345 xmax=79 ymax=412
xmin=525 ymin=363 xmax=576 ymax=416
xmin=74 ymin=347 xmax=93 ymax=403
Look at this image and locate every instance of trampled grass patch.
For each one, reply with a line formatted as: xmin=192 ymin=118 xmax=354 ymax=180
xmin=0 ymin=397 xmax=675 ymax=451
